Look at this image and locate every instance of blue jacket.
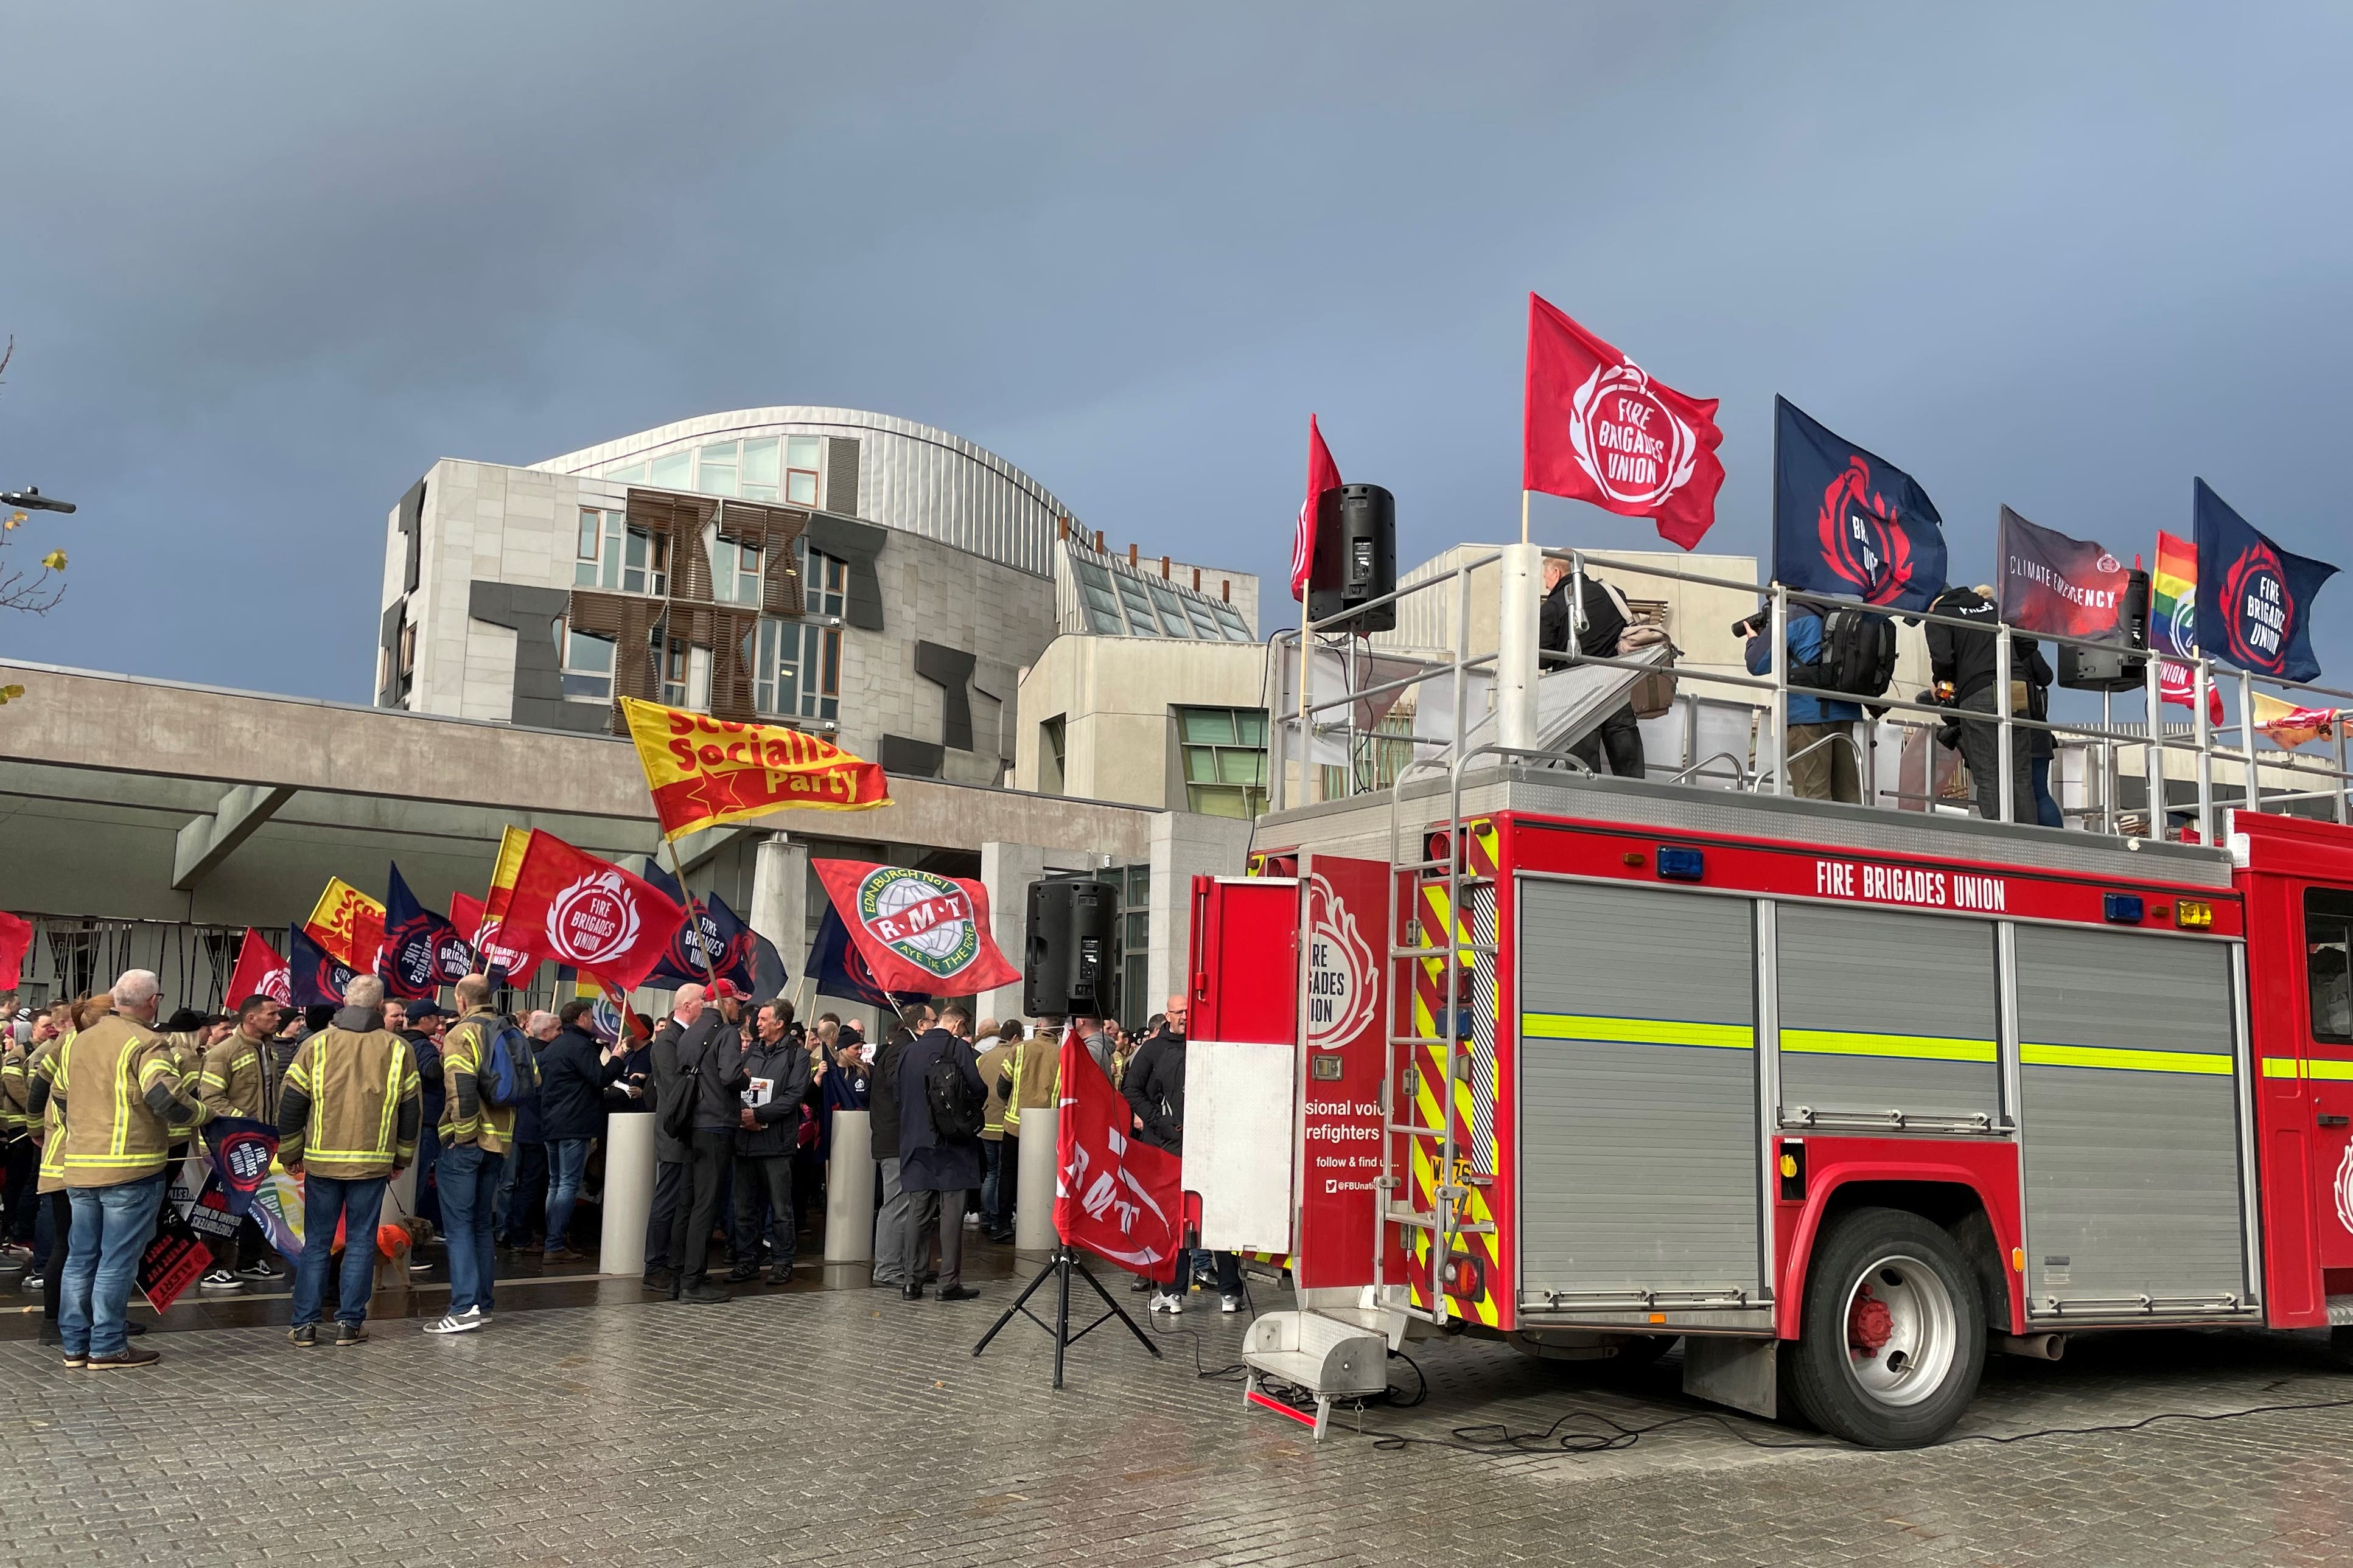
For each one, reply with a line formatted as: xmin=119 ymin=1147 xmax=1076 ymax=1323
xmin=1746 ymin=613 xmax=1864 ymax=726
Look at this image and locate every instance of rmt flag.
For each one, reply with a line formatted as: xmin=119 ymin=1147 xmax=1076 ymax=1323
xmin=1773 ymin=397 xmax=1948 ymax=612
xmin=1523 ymin=294 xmax=1725 ymax=549
xmin=2195 ymin=478 xmax=2338 ymax=685
xmin=1054 ymin=1026 xmax=1181 ymax=1277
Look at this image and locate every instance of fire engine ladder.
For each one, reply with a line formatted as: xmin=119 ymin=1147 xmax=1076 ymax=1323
xmin=1378 ymin=764 xmax=1500 ymax=1326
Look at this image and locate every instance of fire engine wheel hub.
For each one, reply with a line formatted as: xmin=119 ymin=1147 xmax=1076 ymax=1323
xmin=1839 ymin=1253 xmax=1959 ymax=1409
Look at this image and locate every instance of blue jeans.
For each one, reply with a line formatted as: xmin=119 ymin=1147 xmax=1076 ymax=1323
xmin=439 ymin=1144 xmax=503 ymax=1315
xmin=2030 ymin=754 xmax=2063 ymax=829
xmin=542 ymin=1138 xmax=590 ymax=1254
xmin=293 ymin=1174 xmax=386 ymax=1328
xmin=979 ymin=1139 xmax=1005 ymax=1230
xmin=60 ymin=1173 xmax=165 ymax=1358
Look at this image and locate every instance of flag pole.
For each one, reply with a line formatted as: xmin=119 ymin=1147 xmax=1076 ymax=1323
xmin=1520 ymin=488 xmax=1530 ymax=545
xmin=659 ymin=832 xmax=724 ymax=992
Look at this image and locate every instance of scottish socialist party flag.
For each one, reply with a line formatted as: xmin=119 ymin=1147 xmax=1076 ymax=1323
xmin=1772 ymin=397 xmax=1948 ymax=612
xmin=2194 ymin=478 xmax=2338 ymax=685
xmin=640 ymin=862 xmax=759 ymax=991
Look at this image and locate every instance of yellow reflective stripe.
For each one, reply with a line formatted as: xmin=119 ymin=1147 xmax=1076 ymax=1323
xmin=2260 ymin=1056 xmax=2353 ymax=1081
xmin=2021 ymin=1042 xmax=2232 ymax=1076
xmin=375 ymin=1048 xmax=401 ymax=1158
xmin=1781 ymin=1029 xmax=1997 ymax=1065
xmin=60 ymin=1151 xmax=168 ymax=1168
xmin=1522 ymin=1013 xmax=1754 ymax=1050
xmin=111 ymin=1044 xmax=131 ymax=1159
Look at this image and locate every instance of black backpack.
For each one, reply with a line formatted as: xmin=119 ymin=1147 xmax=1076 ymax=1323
xmin=1799 ymin=608 xmax=1897 ymax=698
xmin=924 ymin=1051 xmax=985 ymax=1141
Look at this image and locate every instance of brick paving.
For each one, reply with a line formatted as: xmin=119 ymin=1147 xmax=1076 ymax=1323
xmin=6 ymin=1253 xmax=2353 ymax=1566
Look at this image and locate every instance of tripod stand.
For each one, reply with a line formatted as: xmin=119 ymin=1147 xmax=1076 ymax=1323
xmin=971 ymin=1244 xmax=1162 ymax=1389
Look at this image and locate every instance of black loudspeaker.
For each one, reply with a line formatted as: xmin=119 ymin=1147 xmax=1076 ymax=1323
xmin=1307 ymin=483 xmax=1397 ymax=633
xmin=1023 ymin=876 xmax=1120 ymax=1019
xmin=2059 ymin=568 xmax=2152 ymax=692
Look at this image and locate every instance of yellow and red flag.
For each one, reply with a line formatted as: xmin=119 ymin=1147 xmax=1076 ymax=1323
xmin=303 ymin=878 xmax=385 ymax=972
xmin=620 ymin=696 xmax=890 ymax=841
xmin=2253 ymin=691 xmax=2343 ymax=751
xmin=456 ymin=826 xmax=541 ymax=985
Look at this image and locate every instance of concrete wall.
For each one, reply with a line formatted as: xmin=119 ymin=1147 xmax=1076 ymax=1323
xmin=1012 ymin=635 xmax=1270 ymax=809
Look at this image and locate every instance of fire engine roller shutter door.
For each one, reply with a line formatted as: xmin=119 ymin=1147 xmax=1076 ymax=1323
xmin=1517 ymin=880 xmax=1759 ymax=1301
xmin=1776 ymin=906 xmax=2000 ymax=1124
xmin=2015 ymin=929 xmax=2245 ymax=1308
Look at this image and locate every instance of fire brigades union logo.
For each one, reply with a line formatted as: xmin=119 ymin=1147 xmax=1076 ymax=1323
xmin=1304 ymin=873 xmax=1376 ymax=1052
xmin=215 ymin=1129 xmax=276 ymax=1196
xmin=1816 ymin=456 xmax=1918 ymax=605
xmin=2219 ymin=540 xmax=2295 ymax=674
xmin=1567 ymin=361 xmax=1701 ymax=509
xmin=2334 ymin=1141 xmax=2353 ymax=1238
xmin=547 ymin=871 xmax=643 ymax=967
xmin=472 ymin=916 xmax=534 ymax=977
xmin=855 ymin=866 xmax=981 ymax=980
xmin=259 ymin=964 xmax=292 ymax=1007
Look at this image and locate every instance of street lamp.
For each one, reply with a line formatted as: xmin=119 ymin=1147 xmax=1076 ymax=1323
xmin=0 ymin=487 xmax=74 ymax=514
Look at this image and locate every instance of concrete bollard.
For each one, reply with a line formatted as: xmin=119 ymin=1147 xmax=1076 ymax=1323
xmin=1014 ymin=1106 xmax=1060 ymax=1253
xmin=600 ymin=1112 xmax=656 ymax=1278
xmin=823 ymin=1110 xmax=876 ymax=1263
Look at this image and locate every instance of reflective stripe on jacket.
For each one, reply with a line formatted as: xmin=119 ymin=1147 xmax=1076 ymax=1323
xmin=437 ymin=1011 xmax=514 ymax=1155
xmin=278 ymin=1020 xmax=422 ymax=1179
xmin=37 ymin=1016 xmax=206 ymax=1188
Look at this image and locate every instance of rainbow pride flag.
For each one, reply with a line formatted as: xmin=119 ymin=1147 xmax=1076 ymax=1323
xmin=2151 ymin=531 xmax=2222 ymax=719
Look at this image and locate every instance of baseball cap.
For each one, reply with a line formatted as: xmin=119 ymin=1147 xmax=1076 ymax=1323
xmin=708 ymin=979 xmax=744 ymax=1001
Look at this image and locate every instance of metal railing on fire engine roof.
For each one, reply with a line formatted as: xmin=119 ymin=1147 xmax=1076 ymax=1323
xmin=1267 ymin=543 xmax=2353 ymax=852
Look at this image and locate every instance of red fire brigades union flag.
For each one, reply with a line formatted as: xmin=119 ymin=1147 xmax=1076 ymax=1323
xmin=1054 ymin=1026 xmax=1182 ymax=1276
xmin=497 ymin=830 xmax=687 ymax=993
xmin=1290 ymin=414 xmax=1344 ymax=602
xmin=224 ymin=927 xmax=290 ymax=1008
xmin=1522 ymin=293 xmax=1725 ymax=549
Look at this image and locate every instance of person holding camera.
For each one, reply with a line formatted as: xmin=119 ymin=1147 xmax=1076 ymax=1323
xmin=1744 ymin=608 xmax=1866 ymax=803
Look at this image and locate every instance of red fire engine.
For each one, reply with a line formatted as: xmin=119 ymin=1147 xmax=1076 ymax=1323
xmin=1183 ymin=548 xmax=2353 ymax=1449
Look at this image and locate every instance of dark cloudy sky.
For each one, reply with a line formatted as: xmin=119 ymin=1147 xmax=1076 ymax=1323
xmin=3 ymin=3 xmax=2348 ymax=699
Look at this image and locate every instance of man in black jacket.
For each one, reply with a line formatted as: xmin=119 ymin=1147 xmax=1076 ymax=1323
xmin=662 ymin=988 xmax=747 ymax=1304
xmin=1928 ymin=584 xmax=2049 ymax=823
xmin=1122 ymin=996 xmax=1240 ymax=1313
xmin=728 ymin=998 xmax=811 ymax=1285
xmin=1539 ymin=556 xmax=1645 ymax=779
xmin=867 ymin=1002 xmax=932 ymax=1288
xmin=537 ymin=1000 xmax=624 ymax=1263
xmin=895 ymin=1005 xmax=986 ymax=1302
xmin=643 ymin=985 xmax=733 ymax=1298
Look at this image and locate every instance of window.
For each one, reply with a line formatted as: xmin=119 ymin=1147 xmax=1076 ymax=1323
xmin=714 ymin=537 xmax=763 ymax=605
xmin=1212 ymin=601 xmax=1251 ymax=641
xmin=660 ymin=638 xmax=690 ymax=706
xmin=1119 ymin=862 xmax=1151 ymax=1030
xmin=649 ymin=449 xmax=691 ymax=489
xmin=603 ymin=459 xmax=649 ymax=484
xmin=1116 ymin=575 xmax=1160 ymax=636
xmin=696 ymin=440 xmax=739 ymax=497
xmin=739 ymin=437 xmax=780 ymax=503
xmin=396 ymin=621 xmax=417 ymax=699
xmin=560 ymin=625 xmax=615 ymax=699
xmin=786 ymin=435 xmax=822 ymax=507
xmin=575 ymin=509 xmax=670 ymax=596
xmin=2309 ymin=888 xmax=2353 ymax=1042
xmin=1040 ymin=715 xmax=1067 ymax=795
xmin=752 ymin=545 xmax=847 ymax=724
xmin=1074 ymin=560 xmax=1125 ymax=634
xmin=1147 ymin=582 xmax=1192 ymax=638
xmin=1176 ymin=706 xmax=1270 ymax=818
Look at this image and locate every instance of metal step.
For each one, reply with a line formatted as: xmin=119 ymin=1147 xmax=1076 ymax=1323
xmin=1242 ymin=1309 xmax=1391 ymax=1398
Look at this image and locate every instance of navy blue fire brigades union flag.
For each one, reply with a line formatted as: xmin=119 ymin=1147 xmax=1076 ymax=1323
xmin=378 ymin=862 xmax=476 ymax=1000
xmin=1772 ymin=396 xmax=1949 ymax=613
xmin=2194 ymin=478 xmax=2338 ymax=685
xmin=806 ymin=905 xmax=925 ymax=1009
xmin=641 ymin=862 xmax=760 ymax=992
xmin=286 ymin=924 xmax=356 ymax=1008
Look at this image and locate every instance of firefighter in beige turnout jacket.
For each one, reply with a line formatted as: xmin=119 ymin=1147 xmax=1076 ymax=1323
xmin=27 ymin=970 xmax=205 ymax=1370
xmin=274 ymin=975 xmax=420 ymax=1347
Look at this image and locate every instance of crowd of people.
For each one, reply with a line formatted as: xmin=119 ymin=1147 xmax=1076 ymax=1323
xmin=0 ymin=963 xmax=1222 ymax=1367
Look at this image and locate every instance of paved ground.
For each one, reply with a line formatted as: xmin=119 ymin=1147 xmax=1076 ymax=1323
xmin=8 ymin=1246 xmax=2353 ymax=1566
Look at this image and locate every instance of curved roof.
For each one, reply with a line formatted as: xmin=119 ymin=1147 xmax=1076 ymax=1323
xmin=533 ymin=406 xmax=1071 ymax=576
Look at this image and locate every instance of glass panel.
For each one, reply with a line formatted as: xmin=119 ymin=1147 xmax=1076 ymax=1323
xmin=1127 ymin=864 xmax=1149 ymax=905
xmin=574 ymin=560 xmax=599 ymax=587
xmin=1186 ymin=602 xmax=1222 ymax=639
xmin=1086 ymin=604 xmax=1124 ymax=634
xmin=2309 ymin=887 xmax=2353 ymax=1042
xmin=697 ymin=441 xmax=738 ymax=496
xmin=1076 ymin=561 xmax=1114 ymax=591
xmin=786 ymin=470 xmax=818 ymax=506
xmin=1213 ymin=602 xmax=1250 ymax=639
xmin=577 ymin=509 xmax=600 ymax=560
xmin=786 ymin=435 xmax=822 ymax=471
xmin=649 ymin=450 xmax=691 ymax=489
xmin=561 ymin=672 xmax=612 ymax=698
xmin=604 ymin=461 xmax=649 ymax=483
xmin=1235 ymin=709 xmax=1268 ymax=746
xmin=1148 ymin=583 xmax=1190 ymax=637
xmin=1218 ymin=748 xmax=1262 ymax=786
xmin=1188 ymin=784 xmax=1248 ymax=818
xmin=1125 ymin=911 xmax=1149 ymax=948
xmin=740 ymin=483 xmax=778 ymax=503
xmin=1180 ymin=708 xmax=1236 ymax=745
xmin=820 ymin=628 xmax=841 ymax=694
xmin=1183 ymin=746 xmax=1217 ymax=782
xmin=566 ymin=631 xmax=614 ymax=672
xmin=601 ymin=516 xmax=622 ymax=590
xmin=741 ymin=437 xmax=780 ymax=486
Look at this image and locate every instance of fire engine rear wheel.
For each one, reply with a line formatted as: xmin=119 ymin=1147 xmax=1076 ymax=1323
xmin=1788 ymin=1206 xmax=1985 ymax=1449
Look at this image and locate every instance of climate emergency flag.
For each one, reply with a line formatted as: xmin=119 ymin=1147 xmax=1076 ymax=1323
xmin=2195 ymin=478 xmax=2338 ymax=686
xmin=1290 ymin=414 xmax=1344 ymax=602
xmin=495 ymin=830 xmax=686 ymax=993
xmin=620 ymin=697 xmax=890 ymax=842
xmin=225 ymin=928 xmax=290 ymax=1007
xmin=304 ymin=878 xmax=385 ymax=973
xmin=1054 ymin=1024 xmax=1181 ymax=1276
xmin=1995 ymin=506 xmax=2130 ymax=641
xmin=1523 ymin=293 xmax=1725 ymax=550
xmin=1772 ymin=396 xmax=1948 ymax=613
xmin=812 ymin=859 xmax=1020 ymax=997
